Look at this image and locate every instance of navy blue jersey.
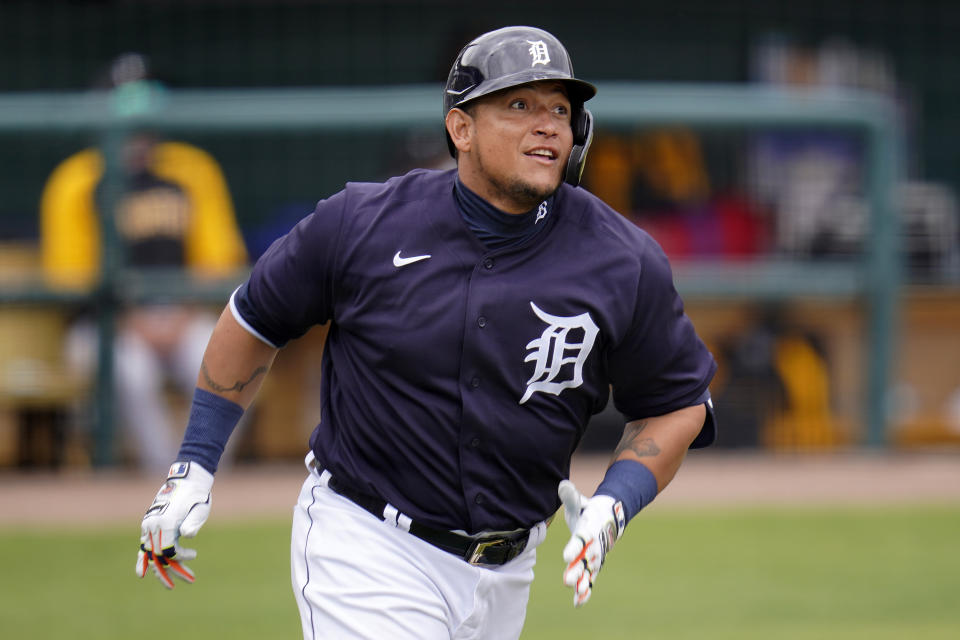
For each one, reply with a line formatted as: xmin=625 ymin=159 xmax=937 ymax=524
xmin=234 ymin=168 xmax=716 ymax=533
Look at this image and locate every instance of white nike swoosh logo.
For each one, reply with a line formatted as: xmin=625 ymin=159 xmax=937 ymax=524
xmin=393 ymin=251 xmax=432 ymax=267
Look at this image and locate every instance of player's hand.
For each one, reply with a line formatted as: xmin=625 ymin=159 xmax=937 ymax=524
xmin=558 ymin=479 xmax=626 ymax=607
xmin=136 ymin=461 xmax=214 ymax=589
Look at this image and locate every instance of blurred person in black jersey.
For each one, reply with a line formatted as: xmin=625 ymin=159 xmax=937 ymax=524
xmin=39 ymin=53 xmax=248 ymax=472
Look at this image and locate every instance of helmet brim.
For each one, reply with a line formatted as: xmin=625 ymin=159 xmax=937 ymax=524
xmin=446 ymin=71 xmax=596 ymax=112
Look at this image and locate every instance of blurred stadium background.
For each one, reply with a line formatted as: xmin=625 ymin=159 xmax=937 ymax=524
xmin=0 ymin=0 xmax=958 ymax=471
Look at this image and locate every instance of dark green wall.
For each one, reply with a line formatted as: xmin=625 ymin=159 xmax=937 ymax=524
xmin=2 ymin=0 xmax=957 ymax=243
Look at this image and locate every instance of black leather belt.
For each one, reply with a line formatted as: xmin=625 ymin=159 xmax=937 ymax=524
xmin=311 ymin=460 xmax=530 ymax=566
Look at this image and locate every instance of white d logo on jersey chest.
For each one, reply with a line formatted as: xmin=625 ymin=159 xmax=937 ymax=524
xmin=526 ymin=40 xmax=551 ymax=67
xmin=520 ymin=302 xmax=599 ymax=404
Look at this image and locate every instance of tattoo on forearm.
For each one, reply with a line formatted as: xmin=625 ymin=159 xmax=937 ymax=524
xmin=200 ymin=360 xmax=267 ymax=394
xmin=613 ymin=420 xmax=662 ymax=459
xmin=626 ymin=437 xmax=661 ymax=457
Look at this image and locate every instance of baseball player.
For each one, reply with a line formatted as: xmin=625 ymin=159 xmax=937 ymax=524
xmin=136 ymin=26 xmax=717 ymax=639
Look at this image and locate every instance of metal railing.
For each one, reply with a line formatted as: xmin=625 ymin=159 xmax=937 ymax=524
xmin=0 ymin=82 xmax=902 ymax=463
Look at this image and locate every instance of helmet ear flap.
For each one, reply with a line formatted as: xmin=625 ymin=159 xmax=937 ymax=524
xmin=565 ymin=107 xmax=594 ymax=187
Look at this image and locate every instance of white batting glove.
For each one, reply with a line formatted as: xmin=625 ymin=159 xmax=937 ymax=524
xmin=136 ymin=461 xmax=214 ymax=589
xmin=559 ymin=479 xmax=626 ymax=607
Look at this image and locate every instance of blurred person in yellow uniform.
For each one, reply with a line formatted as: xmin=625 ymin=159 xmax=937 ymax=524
xmin=39 ymin=54 xmax=248 ymax=472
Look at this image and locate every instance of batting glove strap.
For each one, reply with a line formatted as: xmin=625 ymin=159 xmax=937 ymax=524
xmin=136 ymin=461 xmax=214 ymax=589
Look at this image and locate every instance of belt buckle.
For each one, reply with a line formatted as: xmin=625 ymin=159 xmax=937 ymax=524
xmin=467 ymin=537 xmax=506 ymax=566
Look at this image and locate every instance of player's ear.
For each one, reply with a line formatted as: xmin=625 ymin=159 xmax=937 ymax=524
xmin=445 ymin=108 xmax=473 ymax=155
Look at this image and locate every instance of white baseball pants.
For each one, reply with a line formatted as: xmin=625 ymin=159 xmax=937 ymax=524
xmin=291 ymin=462 xmax=548 ymax=639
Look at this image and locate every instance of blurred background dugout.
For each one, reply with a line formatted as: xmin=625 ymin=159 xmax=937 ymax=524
xmin=0 ymin=0 xmax=958 ymax=471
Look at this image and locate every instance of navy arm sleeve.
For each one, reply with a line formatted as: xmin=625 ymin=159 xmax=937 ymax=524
xmin=607 ymin=237 xmax=717 ymax=445
xmin=233 ymin=191 xmax=347 ymax=347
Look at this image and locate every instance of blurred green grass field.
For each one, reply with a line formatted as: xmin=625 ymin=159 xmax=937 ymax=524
xmin=1 ymin=505 xmax=957 ymax=639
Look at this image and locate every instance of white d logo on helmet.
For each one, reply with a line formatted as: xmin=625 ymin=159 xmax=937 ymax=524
xmin=526 ymin=40 xmax=551 ymax=67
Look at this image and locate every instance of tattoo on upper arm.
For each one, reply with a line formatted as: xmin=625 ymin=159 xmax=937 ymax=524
xmin=612 ymin=420 xmax=662 ymax=459
xmin=200 ymin=360 xmax=267 ymax=394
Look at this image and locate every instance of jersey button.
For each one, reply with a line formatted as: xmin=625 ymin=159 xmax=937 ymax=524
xmin=470 ymin=377 xmax=481 ymax=388
xmin=483 ymin=258 xmax=494 ymax=269
xmin=475 ymin=494 xmax=485 ymax=504
xmin=470 ymin=438 xmax=481 ymax=448
xmin=477 ymin=316 xmax=487 ymax=328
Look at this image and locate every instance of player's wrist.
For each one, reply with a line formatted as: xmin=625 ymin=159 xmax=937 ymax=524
xmin=176 ymin=388 xmax=244 ymax=475
xmin=595 ymin=459 xmax=659 ymax=524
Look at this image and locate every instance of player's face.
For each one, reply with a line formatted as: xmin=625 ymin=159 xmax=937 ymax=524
xmin=459 ymin=82 xmax=573 ymax=214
